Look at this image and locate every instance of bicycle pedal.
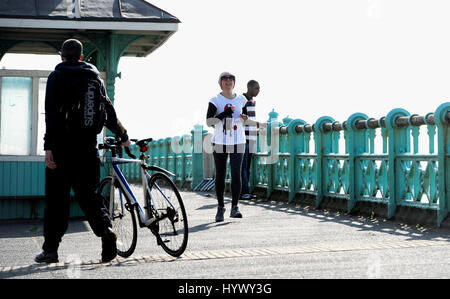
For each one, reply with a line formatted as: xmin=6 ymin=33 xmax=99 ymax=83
xmin=157 ymin=238 xmax=169 ymax=246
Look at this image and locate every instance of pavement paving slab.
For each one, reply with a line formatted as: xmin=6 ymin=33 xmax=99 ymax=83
xmin=0 ymin=188 xmax=449 ymax=279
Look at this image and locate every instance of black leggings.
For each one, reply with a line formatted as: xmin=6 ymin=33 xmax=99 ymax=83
xmin=213 ymin=144 xmax=245 ymax=207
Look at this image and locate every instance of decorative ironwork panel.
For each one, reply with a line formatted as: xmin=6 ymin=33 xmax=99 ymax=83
xmin=324 ymin=155 xmax=349 ymax=197
xmin=357 ymin=156 xmax=390 ymax=203
xmin=274 ymin=154 xmax=289 ymax=190
xmin=295 ymin=154 xmax=318 ymax=194
xmin=398 ymin=157 xmax=439 ymax=207
xmin=255 ymin=154 xmax=269 ymax=187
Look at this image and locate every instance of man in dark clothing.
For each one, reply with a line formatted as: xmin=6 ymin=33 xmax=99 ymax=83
xmin=35 ymin=39 xmax=130 ymax=264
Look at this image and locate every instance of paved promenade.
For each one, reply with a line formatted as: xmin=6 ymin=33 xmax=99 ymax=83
xmin=0 ymin=189 xmax=449 ymax=279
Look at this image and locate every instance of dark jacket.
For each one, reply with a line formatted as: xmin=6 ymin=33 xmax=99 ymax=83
xmin=44 ymin=61 xmax=128 ymax=154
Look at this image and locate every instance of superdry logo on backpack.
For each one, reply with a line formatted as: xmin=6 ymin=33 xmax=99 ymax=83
xmin=62 ymin=76 xmax=107 ymax=135
xmin=84 ymin=82 xmax=96 ymax=126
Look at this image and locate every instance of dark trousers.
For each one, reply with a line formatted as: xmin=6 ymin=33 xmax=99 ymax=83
xmin=43 ymin=150 xmax=111 ymax=252
xmin=241 ymin=142 xmax=253 ymax=196
xmin=213 ymin=144 xmax=244 ymax=207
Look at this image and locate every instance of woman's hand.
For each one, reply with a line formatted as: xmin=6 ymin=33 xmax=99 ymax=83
xmin=240 ymin=114 xmax=248 ymax=121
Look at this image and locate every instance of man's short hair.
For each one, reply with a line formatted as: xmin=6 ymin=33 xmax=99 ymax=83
xmin=60 ymin=39 xmax=83 ymax=61
xmin=247 ymin=80 xmax=259 ymax=88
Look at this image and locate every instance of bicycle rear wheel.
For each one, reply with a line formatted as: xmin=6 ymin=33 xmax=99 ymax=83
xmin=98 ymin=176 xmax=137 ymax=257
xmin=146 ymin=172 xmax=188 ymax=257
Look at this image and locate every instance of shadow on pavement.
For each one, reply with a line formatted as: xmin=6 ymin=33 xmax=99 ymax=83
xmin=242 ymin=198 xmax=450 ymax=242
xmin=188 ymin=221 xmax=231 ymax=234
xmin=0 ymin=258 xmax=131 ymax=279
xmin=0 ymin=219 xmax=90 ymax=239
xmin=192 ymin=191 xmax=450 ymax=242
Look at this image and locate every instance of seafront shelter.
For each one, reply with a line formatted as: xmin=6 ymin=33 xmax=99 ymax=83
xmin=0 ymin=0 xmax=179 ymax=219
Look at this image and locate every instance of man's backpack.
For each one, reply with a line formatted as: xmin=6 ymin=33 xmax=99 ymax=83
xmin=62 ymin=76 xmax=106 ymax=135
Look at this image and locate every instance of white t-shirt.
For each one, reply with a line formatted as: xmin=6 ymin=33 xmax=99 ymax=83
xmin=209 ymin=93 xmax=247 ymax=145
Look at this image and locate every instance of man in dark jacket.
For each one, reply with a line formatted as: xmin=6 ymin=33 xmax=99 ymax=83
xmin=35 ymin=39 xmax=130 ymax=264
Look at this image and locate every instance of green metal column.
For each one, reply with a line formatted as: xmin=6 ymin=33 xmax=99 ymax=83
xmin=266 ymin=109 xmax=279 ymax=199
xmin=157 ymin=139 xmax=164 ymax=168
xmin=287 ymin=118 xmax=307 ymax=202
xmin=314 ymin=116 xmax=334 ymax=208
xmin=105 ymin=33 xmax=119 ymax=103
xmin=434 ymin=102 xmax=450 ymax=226
xmin=191 ymin=124 xmax=207 ymax=189
xmin=385 ymin=108 xmax=410 ymax=219
xmin=181 ymin=134 xmax=191 ymax=187
xmin=346 ymin=113 xmax=369 ymax=213
xmin=149 ymin=140 xmax=158 ymax=175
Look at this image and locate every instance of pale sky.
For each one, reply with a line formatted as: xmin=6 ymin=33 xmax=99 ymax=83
xmin=2 ymin=0 xmax=450 ymax=142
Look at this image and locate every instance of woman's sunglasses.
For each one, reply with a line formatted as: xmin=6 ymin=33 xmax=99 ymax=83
xmin=221 ymin=75 xmax=235 ymax=81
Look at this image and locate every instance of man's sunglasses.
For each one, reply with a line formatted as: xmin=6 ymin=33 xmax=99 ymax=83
xmin=221 ymin=75 xmax=235 ymax=81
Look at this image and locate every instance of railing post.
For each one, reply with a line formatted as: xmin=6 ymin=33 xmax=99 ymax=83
xmin=266 ymin=109 xmax=279 ymax=199
xmin=385 ymin=108 xmax=410 ymax=219
xmin=249 ymin=150 xmax=256 ymax=193
xmin=191 ymin=124 xmax=207 ymax=189
xmin=287 ymin=118 xmax=307 ymax=202
xmin=171 ymin=135 xmax=182 ymax=185
xmin=180 ymin=134 xmax=191 ymax=188
xmin=129 ymin=144 xmax=140 ymax=182
xmin=202 ymin=133 xmax=214 ymax=179
xmin=149 ymin=140 xmax=158 ymax=174
xmin=157 ymin=138 xmax=164 ymax=168
xmin=314 ymin=116 xmax=335 ymax=208
xmin=163 ymin=137 xmax=171 ymax=171
xmin=249 ymin=124 xmax=261 ymax=194
xmin=166 ymin=137 xmax=175 ymax=175
xmin=346 ymin=113 xmax=369 ymax=213
xmin=434 ymin=102 xmax=450 ymax=226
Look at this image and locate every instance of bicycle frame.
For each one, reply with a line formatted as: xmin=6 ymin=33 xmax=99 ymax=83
xmin=107 ymin=155 xmax=176 ymax=228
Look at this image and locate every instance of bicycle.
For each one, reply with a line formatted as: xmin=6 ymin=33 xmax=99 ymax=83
xmin=97 ymin=136 xmax=188 ymax=258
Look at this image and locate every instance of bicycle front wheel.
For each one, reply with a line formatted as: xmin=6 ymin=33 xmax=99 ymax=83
xmin=146 ymin=172 xmax=188 ymax=257
xmin=98 ymin=176 xmax=137 ymax=257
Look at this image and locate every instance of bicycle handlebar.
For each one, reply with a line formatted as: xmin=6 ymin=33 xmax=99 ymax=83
xmin=123 ymin=146 xmax=136 ymax=159
xmin=99 ymin=136 xmax=153 ymax=159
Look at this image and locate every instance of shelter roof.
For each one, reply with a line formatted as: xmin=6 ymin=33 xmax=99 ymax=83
xmin=0 ymin=0 xmax=179 ymax=23
xmin=0 ymin=0 xmax=180 ymax=57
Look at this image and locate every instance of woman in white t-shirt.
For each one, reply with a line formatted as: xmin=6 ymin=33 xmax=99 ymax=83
xmin=206 ymin=71 xmax=251 ymax=222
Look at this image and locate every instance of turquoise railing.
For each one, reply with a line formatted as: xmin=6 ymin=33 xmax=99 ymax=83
xmin=249 ymin=103 xmax=449 ymax=227
xmin=126 ymin=102 xmax=450 ymax=227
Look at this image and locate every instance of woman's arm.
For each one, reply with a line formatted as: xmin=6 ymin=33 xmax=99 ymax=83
xmin=206 ymin=102 xmax=233 ymax=127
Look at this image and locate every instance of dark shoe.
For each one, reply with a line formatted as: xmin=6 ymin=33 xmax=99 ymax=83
xmin=215 ymin=206 xmax=226 ymax=222
xmin=101 ymin=229 xmax=118 ymax=263
xmin=241 ymin=194 xmax=253 ymax=200
xmin=230 ymin=205 xmax=243 ymax=218
xmin=35 ymin=251 xmax=58 ymax=264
